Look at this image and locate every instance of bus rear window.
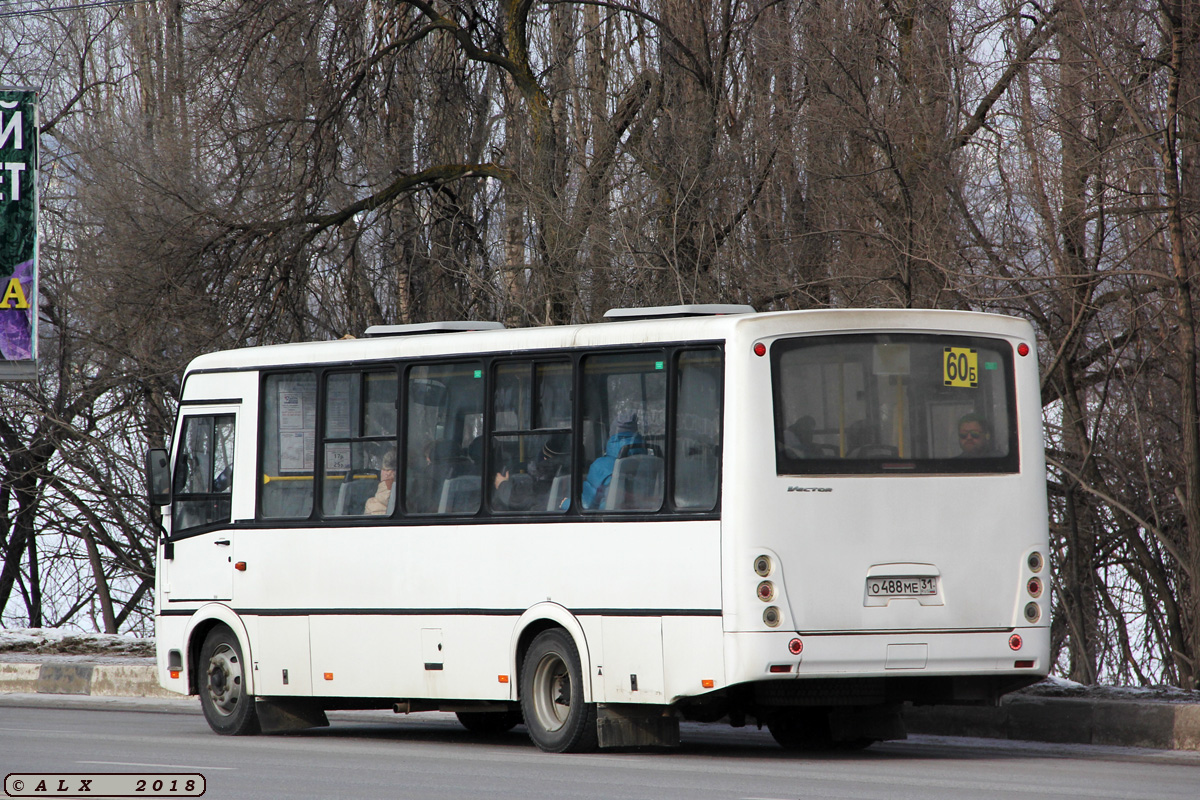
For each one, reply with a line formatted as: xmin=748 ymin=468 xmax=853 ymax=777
xmin=771 ymin=334 xmax=1018 ymax=475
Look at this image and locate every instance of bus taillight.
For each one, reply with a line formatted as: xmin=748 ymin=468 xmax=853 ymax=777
xmin=1009 ymin=634 xmax=1023 ymax=651
xmin=788 ymin=638 xmax=803 ymax=655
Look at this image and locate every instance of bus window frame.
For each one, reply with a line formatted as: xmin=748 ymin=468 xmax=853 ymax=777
xmin=170 ymin=411 xmax=237 ymax=538
xmin=249 ymin=341 xmax=725 ymax=526
xmin=770 ymin=332 xmax=1019 ymax=476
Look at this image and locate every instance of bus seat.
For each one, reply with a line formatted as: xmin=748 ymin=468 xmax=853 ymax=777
xmin=605 ymin=455 xmax=664 ymax=511
xmin=546 ymin=474 xmax=570 ymax=511
xmin=847 ymin=444 xmax=899 ymax=459
xmin=438 ymin=474 xmax=481 ymax=514
xmin=332 ymin=476 xmax=378 ymax=516
xmin=674 ymin=453 xmax=718 ymax=509
xmin=262 ymin=479 xmax=315 ymax=520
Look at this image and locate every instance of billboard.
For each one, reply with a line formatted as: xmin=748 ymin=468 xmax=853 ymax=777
xmin=0 ymin=88 xmax=37 ymax=381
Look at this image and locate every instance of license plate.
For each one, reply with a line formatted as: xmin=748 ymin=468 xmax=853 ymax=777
xmin=866 ymin=576 xmax=938 ymax=597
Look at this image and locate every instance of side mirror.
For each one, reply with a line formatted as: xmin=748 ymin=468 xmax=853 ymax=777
xmin=146 ymin=448 xmax=171 ymax=507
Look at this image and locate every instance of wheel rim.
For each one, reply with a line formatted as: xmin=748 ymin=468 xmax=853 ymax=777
xmin=205 ymin=643 xmax=243 ymax=717
xmin=530 ymin=651 xmax=571 ymax=733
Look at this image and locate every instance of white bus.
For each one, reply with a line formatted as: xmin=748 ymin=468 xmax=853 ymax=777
xmin=147 ymin=305 xmax=1050 ymax=752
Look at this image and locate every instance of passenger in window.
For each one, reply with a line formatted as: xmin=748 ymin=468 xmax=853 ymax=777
xmin=782 ymin=415 xmax=819 ymax=458
xmin=582 ymin=411 xmax=646 ymax=509
xmin=494 ymin=434 xmax=570 ymax=511
xmin=365 ymin=450 xmax=397 ymax=515
xmin=956 ymin=413 xmax=996 ymax=458
xmin=408 ymin=440 xmax=473 ymax=512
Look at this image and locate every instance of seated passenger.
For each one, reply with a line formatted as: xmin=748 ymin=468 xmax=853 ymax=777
xmin=408 ymin=440 xmax=470 ymax=513
xmin=956 ymin=412 xmax=997 ymax=458
xmin=582 ymin=411 xmax=645 ymax=510
xmin=364 ymin=450 xmax=397 ymax=515
xmin=494 ymin=434 xmax=570 ymax=511
xmin=783 ymin=415 xmax=819 ymax=458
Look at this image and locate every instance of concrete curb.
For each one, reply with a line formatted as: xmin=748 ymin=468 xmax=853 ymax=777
xmin=0 ymin=661 xmax=177 ymax=699
xmin=904 ymin=695 xmax=1200 ymax=751
xmin=4 ymin=659 xmax=1198 ymax=751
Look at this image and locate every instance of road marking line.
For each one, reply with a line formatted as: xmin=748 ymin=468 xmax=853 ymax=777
xmin=77 ymin=761 xmax=236 ymax=771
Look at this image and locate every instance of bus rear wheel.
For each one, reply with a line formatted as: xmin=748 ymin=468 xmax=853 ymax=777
xmin=456 ymin=707 xmax=523 ymax=735
xmin=198 ymin=627 xmax=260 ymax=736
xmin=520 ymin=629 xmax=598 ymax=753
xmin=766 ymin=710 xmax=833 ymax=751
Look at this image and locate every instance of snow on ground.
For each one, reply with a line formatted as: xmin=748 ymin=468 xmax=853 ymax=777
xmin=1013 ymin=674 xmax=1200 ymax=704
xmin=0 ymin=628 xmax=154 ymax=657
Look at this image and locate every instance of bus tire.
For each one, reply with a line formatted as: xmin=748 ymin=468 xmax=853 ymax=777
xmin=456 ymin=707 xmax=523 ymax=735
xmin=520 ymin=629 xmax=598 ymax=753
xmin=766 ymin=710 xmax=832 ymax=751
xmin=198 ymin=626 xmax=260 ymax=736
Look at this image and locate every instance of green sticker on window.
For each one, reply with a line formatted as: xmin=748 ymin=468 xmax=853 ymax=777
xmin=655 ymin=361 xmax=664 ymax=370
xmin=474 ymin=370 xmax=482 ymax=379
xmin=984 ymin=362 xmax=998 ymax=371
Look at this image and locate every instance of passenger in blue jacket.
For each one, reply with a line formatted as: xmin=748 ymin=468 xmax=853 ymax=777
xmin=582 ymin=410 xmax=646 ymax=509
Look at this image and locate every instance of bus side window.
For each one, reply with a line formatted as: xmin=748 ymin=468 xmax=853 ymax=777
xmin=404 ymin=362 xmax=483 ymax=514
xmin=173 ymin=414 xmax=235 ymax=532
xmin=580 ymin=352 xmax=666 ymax=512
xmin=260 ymin=372 xmax=317 ymax=519
xmin=322 ymin=370 xmax=398 ymax=517
xmin=489 ymin=360 xmax=572 ymax=514
xmin=673 ymin=349 xmax=722 ymax=510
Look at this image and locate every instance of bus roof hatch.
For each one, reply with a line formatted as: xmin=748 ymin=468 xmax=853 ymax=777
xmin=364 ymin=321 xmax=506 ymax=337
xmin=603 ymin=304 xmax=757 ymax=321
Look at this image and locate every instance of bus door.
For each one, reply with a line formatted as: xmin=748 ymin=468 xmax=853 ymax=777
xmin=162 ymin=407 xmax=240 ymax=603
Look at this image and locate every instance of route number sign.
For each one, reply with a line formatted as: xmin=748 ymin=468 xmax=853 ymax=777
xmin=943 ymin=347 xmax=978 ymax=387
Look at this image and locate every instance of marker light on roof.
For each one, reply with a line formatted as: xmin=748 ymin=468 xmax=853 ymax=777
xmin=1018 ymin=343 xmax=1030 ymax=356
xmin=754 ymin=342 xmax=766 ymax=357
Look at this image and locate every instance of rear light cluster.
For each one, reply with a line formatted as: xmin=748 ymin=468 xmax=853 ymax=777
xmin=1023 ymin=550 xmax=1045 ymax=624
xmin=754 ymin=554 xmax=782 ymax=627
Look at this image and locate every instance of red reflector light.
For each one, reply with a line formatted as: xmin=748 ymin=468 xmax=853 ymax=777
xmin=1017 ymin=343 xmax=1030 ymax=357
xmin=788 ymin=638 xmax=803 ymax=655
xmin=324 ymin=672 xmax=334 ymax=680
xmin=753 ymin=342 xmax=767 ymax=357
xmin=701 ymin=679 xmax=715 ymax=689
xmin=1008 ymin=634 xmax=1023 ymax=651
xmin=1015 ymin=660 xmax=1035 ymax=669
xmin=498 ymin=675 xmax=509 ymax=684
xmin=769 ymin=664 xmax=792 ymax=673
xmin=234 ymin=561 xmax=247 ymax=571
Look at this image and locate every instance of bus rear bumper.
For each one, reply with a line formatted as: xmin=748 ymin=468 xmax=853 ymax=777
xmin=724 ymin=627 xmax=1049 ymax=700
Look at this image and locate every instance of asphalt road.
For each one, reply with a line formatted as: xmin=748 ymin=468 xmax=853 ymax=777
xmin=1 ymin=698 xmax=1198 ymax=800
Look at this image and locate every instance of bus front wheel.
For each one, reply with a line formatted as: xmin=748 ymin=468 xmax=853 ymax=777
xmin=519 ymin=629 xmax=598 ymax=753
xmin=198 ymin=627 xmax=260 ymax=736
